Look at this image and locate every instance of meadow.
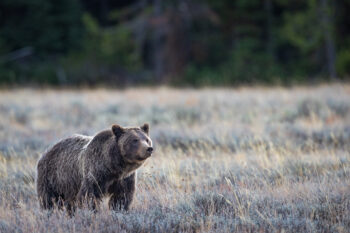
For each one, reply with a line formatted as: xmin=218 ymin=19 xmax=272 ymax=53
xmin=0 ymin=85 xmax=349 ymax=232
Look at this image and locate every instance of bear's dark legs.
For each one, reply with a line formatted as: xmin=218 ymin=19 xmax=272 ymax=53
xmin=62 ymin=201 xmax=75 ymax=216
xmin=108 ymin=173 xmax=136 ymax=211
xmin=37 ymin=179 xmax=59 ymax=210
xmin=77 ymin=179 xmax=103 ymax=210
xmin=38 ymin=192 xmax=57 ymax=210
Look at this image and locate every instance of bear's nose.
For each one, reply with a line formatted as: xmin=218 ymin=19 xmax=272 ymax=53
xmin=147 ymin=147 xmax=153 ymax=153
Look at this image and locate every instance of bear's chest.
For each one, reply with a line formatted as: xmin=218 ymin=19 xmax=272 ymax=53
xmin=104 ymin=171 xmax=136 ymax=194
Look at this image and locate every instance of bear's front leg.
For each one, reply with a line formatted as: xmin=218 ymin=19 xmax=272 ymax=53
xmin=77 ymin=178 xmax=103 ymax=210
xmin=108 ymin=173 xmax=136 ymax=211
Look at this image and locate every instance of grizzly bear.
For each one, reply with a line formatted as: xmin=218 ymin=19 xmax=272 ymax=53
xmin=36 ymin=123 xmax=153 ymax=213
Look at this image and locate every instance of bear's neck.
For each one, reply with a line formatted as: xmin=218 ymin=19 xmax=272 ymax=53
xmin=117 ymin=157 xmax=142 ymax=179
xmin=105 ymin=152 xmax=141 ymax=179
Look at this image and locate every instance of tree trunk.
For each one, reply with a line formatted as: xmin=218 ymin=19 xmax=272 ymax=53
xmin=264 ymin=0 xmax=274 ymax=59
xmin=320 ymin=0 xmax=337 ymax=79
xmin=153 ymin=0 xmax=165 ymax=82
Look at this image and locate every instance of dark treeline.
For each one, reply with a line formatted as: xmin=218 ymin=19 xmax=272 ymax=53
xmin=0 ymin=0 xmax=349 ymax=86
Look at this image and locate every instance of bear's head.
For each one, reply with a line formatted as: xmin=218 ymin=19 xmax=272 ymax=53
xmin=112 ymin=123 xmax=153 ymax=164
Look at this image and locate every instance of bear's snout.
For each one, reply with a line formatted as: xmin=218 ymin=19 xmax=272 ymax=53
xmin=147 ymin=147 xmax=153 ymax=153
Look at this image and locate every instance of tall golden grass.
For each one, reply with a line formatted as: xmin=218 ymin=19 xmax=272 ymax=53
xmin=0 ymin=85 xmax=349 ymax=232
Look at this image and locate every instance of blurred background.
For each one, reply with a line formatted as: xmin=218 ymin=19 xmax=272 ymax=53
xmin=0 ymin=0 xmax=349 ymax=87
xmin=0 ymin=2 xmax=350 ymax=231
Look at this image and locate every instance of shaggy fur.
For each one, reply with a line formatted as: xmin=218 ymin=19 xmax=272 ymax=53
xmin=36 ymin=123 xmax=153 ymax=213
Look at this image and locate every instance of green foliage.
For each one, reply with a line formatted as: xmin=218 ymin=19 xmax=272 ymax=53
xmin=0 ymin=0 xmax=349 ymax=86
xmin=0 ymin=0 xmax=83 ymax=85
xmin=281 ymin=0 xmax=322 ymax=52
xmin=277 ymin=0 xmax=325 ymax=77
xmin=336 ymin=49 xmax=350 ymax=77
xmin=0 ymin=0 xmax=83 ymax=55
xmin=0 ymin=62 xmax=60 ymax=86
xmin=80 ymin=13 xmax=141 ymax=68
xmin=181 ymin=0 xmax=282 ymax=86
xmin=58 ymin=13 xmax=142 ymax=85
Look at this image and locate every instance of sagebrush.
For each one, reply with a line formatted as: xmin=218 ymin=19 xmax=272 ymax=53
xmin=0 ymin=85 xmax=349 ymax=232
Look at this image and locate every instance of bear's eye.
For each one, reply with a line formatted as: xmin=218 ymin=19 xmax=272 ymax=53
xmin=132 ymin=139 xmax=139 ymax=143
xmin=146 ymin=139 xmax=150 ymax=143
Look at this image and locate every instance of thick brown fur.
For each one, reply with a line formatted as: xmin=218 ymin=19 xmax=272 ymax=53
xmin=36 ymin=123 xmax=153 ymax=213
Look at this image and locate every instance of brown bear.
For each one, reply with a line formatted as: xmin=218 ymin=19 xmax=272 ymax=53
xmin=36 ymin=123 xmax=153 ymax=213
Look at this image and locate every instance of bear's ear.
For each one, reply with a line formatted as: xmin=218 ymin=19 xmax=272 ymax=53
xmin=140 ymin=123 xmax=149 ymax=135
xmin=112 ymin=124 xmax=125 ymax=139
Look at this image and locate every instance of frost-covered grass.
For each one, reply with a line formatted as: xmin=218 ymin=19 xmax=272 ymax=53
xmin=0 ymin=85 xmax=349 ymax=232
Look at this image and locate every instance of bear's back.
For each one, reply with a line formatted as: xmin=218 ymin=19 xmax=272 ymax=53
xmin=46 ymin=134 xmax=92 ymax=157
xmin=38 ymin=134 xmax=92 ymax=175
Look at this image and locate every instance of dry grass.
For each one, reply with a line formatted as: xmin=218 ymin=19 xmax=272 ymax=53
xmin=0 ymin=85 xmax=349 ymax=232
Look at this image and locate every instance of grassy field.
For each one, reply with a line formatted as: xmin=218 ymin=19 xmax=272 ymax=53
xmin=0 ymin=85 xmax=349 ymax=232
